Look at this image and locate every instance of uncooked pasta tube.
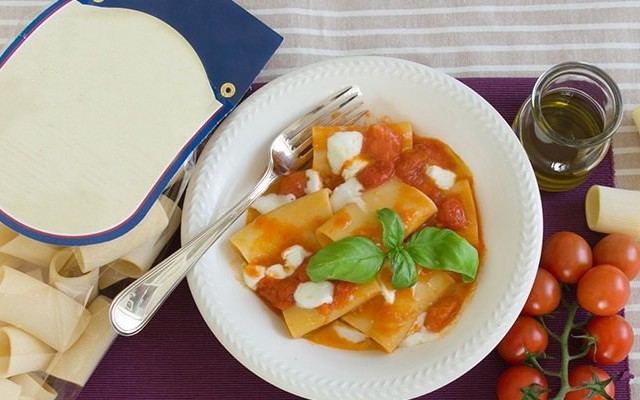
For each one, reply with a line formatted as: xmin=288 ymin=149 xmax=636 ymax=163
xmin=0 ymin=326 xmax=56 ymax=378
xmin=585 ymin=185 xmax=640 ymax=238
xmin=49 ymin=249 xmax=98 ymax=305
xmin=0 ymin=224 xmax=59 ymax=268
xmin=110 ymin=198 xmax=181 ymax=278
xmin=46 ymin=296 xmax=116 ymax=386
xmin=73 ymin=196 xmax=170 ymax=273
xmin=0 ymin=377 xmax=21 ymax=400
xmin=0 ymin=267 xmax=90 ymax=351
xmin=9 ymin=373 xmax=57 ymax=400
xmin=97 ymin=266 xmax=129 ymax=290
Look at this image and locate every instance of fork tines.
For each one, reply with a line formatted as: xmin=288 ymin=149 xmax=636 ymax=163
xmin=283 ymin=86 xmax=365 ymax=145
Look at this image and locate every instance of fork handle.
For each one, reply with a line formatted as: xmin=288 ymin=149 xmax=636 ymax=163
xmin=110 ymin=168 xmax=278 ymax=336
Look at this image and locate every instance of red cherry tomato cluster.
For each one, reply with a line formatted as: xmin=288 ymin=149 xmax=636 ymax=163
xmin=496 ymin=231 xmax=639 ymax=400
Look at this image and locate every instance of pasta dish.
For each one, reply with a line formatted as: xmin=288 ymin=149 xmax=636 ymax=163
xmin=230 ymin=121 xmax=482 ymax=353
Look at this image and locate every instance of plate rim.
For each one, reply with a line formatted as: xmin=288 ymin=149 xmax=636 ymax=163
xmin=183 ymin=55 xmax=543 ymax=400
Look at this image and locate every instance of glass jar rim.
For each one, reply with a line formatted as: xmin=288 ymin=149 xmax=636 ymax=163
xmin=530 ymin=62 xmax=623 ymax=148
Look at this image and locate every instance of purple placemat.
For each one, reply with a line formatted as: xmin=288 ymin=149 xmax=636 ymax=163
xmin=80 ymin=78 xmax=631 ymax=400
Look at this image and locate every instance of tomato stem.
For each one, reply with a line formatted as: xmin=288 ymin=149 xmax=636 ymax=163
xmin=551 ymin=302 xmax=579 ymax=400
xmin=538 ymin=315 xmax=562 ymax=343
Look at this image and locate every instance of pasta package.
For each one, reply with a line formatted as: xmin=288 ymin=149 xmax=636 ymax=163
xmin=229 ymin=120 xmax=483 ymax=353
xmin=0 ymin=0 xmax=283 ymax=397
xmin=0 ymin=186 xmax=187 ymax=398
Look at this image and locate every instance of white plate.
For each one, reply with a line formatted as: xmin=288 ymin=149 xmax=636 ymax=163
xmin=182 ymin=56 xmax=543 ymax=400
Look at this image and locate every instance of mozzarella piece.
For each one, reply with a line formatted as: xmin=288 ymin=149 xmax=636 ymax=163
xmin=281 ymin=245 xmax=311 ymax=269
xmin=304 ymin=169 xmax=323 ymax=194
xmin=377 ymin=276 xmax=396 ymax=304
xmin=327 ymin=131 xmax=363 ymax=174
xmin=251 ymin=193 xmax=296 ymax=214
xmin=242 ymin=264 xmax=265 ymax=290
xmin=294 ymin=281 xmax=334 ymax=309
xmin=333 ymin=324 xmax=368 ymax=343
xmin=265 ymin=264 xmax=292 ymax=279
xmin=399 ymin=331 xmax=440 ymax=348
xmin=341 ymin=158 xmax=369 ymax=180
xmin=425 ymin=165 xmax=456 ymax=190
xmin=400 ymin=312 xmax=439 ymax=347
xmin=330 ymin=178 xmax=365 ymax=212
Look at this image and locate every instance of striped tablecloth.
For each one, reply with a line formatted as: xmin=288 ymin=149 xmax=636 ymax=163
xmin=1 ymin=0 xmax=639 ymax=397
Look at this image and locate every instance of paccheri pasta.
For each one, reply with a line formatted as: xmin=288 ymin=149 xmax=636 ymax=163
xmin=0 ymin=194 xmax=182 ymax=398
xmin=230 ymin=121 xmax=483 ymax=353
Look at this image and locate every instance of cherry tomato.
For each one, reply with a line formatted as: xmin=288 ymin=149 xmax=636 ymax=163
xmin=362 ymin=124 xmax=401 ymax=162
xmin=497 ymin=316 xmax=548 ymax=364
xmin=437 ymin=197 xmax=467 ymax=230
xmin=278 ymin=171 xmax=308 ymax=198
xmin=540 ymin=231 xmax=592 ymax=283
xmin=593 ymin=233 xmax=640 ymax=280
xmin=357 ymin=159 xmax=394 ymax=189
xmin=497 ymin=366 xmax=548 ymax=400
xmin=586 ymin=314 xmax=634 ymax=365
xmin=577 ymin=264 xmax=630 ymax=316
xmin=566 ymin=365 xmax=614 ymax=400
xmin=522 ymin=268 xmax=561 ymax=316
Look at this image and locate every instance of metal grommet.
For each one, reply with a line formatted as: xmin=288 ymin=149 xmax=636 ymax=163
xmin=220 ymin=82 xmax=236 ymax=98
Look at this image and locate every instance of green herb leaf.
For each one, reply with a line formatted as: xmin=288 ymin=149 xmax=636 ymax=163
xmin=405 ymin=227 xmax=479 ymax=283
xmin=307 ymin=237 xmax=385 ymax=283
xmin=376 ymin=208 xmax=405 ymax=251
xmin=388 ymin=248 xmax=417 ymax=289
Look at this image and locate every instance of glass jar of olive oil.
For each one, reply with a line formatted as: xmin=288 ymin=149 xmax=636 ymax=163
xmin=513 ymin=62 xmax=623 ymax=192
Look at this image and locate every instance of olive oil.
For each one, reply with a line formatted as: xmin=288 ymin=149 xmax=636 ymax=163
xmin=516 ymin=88 xmax=609 ymax=191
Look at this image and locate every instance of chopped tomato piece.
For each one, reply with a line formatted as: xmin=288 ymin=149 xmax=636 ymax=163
xmin=278 ymin=171 xmax=307 ymax=198
xmin=318 ymin=281 xmax=357 ymax=315
xmin=437 ymin=197 xmax=467 ymax=230
xmin=362 ymin=124 xmax=401 ymax=162
xmin=357 ymin=159 xmax=395 ymax=189
xmin=256 ymin=264 xmax=309 ymax=310
xmin=426 ymin=295 xmax=461 ymax=333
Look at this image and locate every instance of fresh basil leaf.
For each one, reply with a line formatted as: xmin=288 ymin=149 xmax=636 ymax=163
xmin=376 ymin=208 xmax=405 ymax=251
xmin=388 ymin=248 xmax=417 ymax=289
xmin=405 ymin=227 xmax=479 ymax=283
xmin=307 ymin=237 xmax=385 ymax=283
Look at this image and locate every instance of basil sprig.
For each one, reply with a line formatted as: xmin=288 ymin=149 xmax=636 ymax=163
xmin=306 ymin=208 xmax=479 ymax=288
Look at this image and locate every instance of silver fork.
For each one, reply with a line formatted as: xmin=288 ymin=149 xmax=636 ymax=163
xmin=109 ymin=86 xmax=365 ymax=336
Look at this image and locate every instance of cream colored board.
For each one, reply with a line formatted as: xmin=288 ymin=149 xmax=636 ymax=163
xmin=0 ymin=1 xmax=221 ymax=237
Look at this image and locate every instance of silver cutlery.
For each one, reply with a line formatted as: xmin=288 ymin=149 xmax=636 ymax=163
xmin=110 ymin=86 xmax=365 ymax=336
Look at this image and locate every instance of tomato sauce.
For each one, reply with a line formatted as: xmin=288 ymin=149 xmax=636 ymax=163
xmin=256 ymin=263 xmax=310 ymax=310
xmin=318 ymin=281 xmax=357 ymax=315
xmin=437 ymin=197 xmax=467 ymax=230
xmin=278 ymin=170 xmax=307 ymax=197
